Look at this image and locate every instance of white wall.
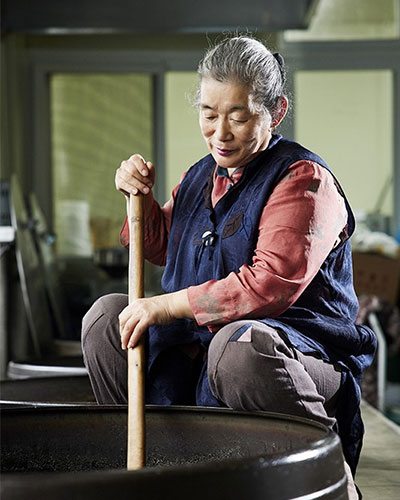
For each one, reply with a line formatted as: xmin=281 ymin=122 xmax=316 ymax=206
xmin=295 ymin=69 xmax=394 ymax=217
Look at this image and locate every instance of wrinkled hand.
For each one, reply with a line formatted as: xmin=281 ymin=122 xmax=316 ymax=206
xmin=115 ymin=154 xmax=155 ymax=198
xmin=119 ymin=295 xmax=173 ymax=350
xmin=119 ymin=290 xmax=193 ymax=350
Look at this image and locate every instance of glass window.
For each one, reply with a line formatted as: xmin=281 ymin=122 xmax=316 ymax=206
xmin=51 ymin=73 xmax=153 ymax=256
xmin=165 ymin=72 xmax=208 ymax=200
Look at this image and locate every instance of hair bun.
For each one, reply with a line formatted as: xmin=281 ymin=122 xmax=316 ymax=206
xmin=273 ymin=52 xmax=285 ymax=67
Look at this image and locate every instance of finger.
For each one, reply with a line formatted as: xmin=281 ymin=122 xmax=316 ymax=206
xmin=119 ymin=303 xmax=137 ymax=330
xmin=115 ymin=175 xmax=138 ymax=197
xmin=120 ymin=315 xmax=140 ymax=350
xmin=145 ymin=161 xmax=156 ymax=185
xmin=116 ymin=163 xmax=134 ymax=193
xmin=126 ymin=160 xmax=153 ymax=187
xmin=118 ymin=308 xmax=128 ymax=332
xmin=116 ymin=164 xmax=153 ymax=195
xmin=133 ymin=180 xmax=152 ymax=195
xmin=120 ymin=160 xmax=151 ymax=183
xmin=127 ymin=319 xmax=147 ymax=349
xmin=129 ymin=154 xmax=149 ymax=177
xmin=127 ymin=157 xmax=155 ymax=188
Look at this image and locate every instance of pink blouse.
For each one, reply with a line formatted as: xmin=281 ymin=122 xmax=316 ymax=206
xmin=120 ymin=160 xmax=348 ymax=331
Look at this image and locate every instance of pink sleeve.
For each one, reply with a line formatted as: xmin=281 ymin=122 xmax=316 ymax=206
xmin=187 ymin=161 xmax=348 ymax=328
xmin=119 ymin=177 xmax=184 ymax=266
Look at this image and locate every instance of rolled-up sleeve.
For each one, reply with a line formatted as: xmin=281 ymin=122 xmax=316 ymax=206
xmin=119 ymin=178 xmax=183 ymax=266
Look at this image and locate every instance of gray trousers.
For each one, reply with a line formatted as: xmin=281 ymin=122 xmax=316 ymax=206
xmin=82 ymin=293 xmax=358 ymax=499
xmin=82 ymin=294 xmax=341 ymax=427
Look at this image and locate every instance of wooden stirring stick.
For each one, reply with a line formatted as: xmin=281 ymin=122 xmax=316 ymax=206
xmin=127 ymin=193 xmax=146 ymax=470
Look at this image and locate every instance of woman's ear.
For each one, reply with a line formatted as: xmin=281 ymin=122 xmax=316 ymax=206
xmin=271 ymin=96 xmax=288 ymax=129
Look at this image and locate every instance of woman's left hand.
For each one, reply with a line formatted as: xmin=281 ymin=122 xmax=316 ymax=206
xmin=119 ymin=290 xmax=193 ymax=350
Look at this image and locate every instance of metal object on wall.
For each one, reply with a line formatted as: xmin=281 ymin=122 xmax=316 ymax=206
xmin=1 ymin=405 xmax=347 ymax=500
xmin=1 ymin=0 xmax=317 ymax=34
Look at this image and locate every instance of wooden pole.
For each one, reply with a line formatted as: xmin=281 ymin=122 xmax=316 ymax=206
xmin=127 ymin=193 xmax=146 ymax=470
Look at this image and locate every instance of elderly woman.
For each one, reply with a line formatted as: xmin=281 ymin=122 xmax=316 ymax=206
xmin=82 ymin=36 xmax=376 ymax=498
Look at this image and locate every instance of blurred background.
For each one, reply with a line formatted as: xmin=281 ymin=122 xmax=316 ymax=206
xmin=1 ymin=0 xmax=400 ymax=422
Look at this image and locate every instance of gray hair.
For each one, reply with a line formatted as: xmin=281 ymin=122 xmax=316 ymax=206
xmin=197 ymin=35 xmax=287 ymax=119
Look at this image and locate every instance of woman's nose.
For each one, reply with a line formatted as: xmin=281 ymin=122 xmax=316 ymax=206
xmin=215 ymin=119 xmax=233 ymax=141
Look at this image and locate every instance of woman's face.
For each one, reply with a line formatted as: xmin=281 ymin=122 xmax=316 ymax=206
xmin=199 ymin=78 xmax=272 ymax=170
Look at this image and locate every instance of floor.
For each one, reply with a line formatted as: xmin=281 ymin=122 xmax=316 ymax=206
xmin=356 ymin=400 xmax=400 ymax=499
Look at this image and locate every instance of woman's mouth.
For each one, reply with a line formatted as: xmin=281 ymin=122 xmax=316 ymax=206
xmin=215 ymin=147 xmax=235 ymax=157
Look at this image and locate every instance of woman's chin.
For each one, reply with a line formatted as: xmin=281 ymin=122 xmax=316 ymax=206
xmin=211 ymin=153 xmax=238 ymax=169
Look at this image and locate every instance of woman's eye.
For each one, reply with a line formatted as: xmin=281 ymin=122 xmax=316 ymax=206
xmin=205 ymin=115 xmax=216 ymax=121
xmin=232 ymin=118 xmax=248 ymax=123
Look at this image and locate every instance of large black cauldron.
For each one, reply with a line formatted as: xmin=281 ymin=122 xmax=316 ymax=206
xmin=1 ymin=405 xmax=347 ymax=500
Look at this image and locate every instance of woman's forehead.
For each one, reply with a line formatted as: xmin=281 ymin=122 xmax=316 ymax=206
xmin=199 ymin=78 xmax=252 ymax=110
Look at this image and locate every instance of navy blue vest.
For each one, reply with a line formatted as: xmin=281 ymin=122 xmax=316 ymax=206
xmin=151 ymin=135 xmax=376 ymax=472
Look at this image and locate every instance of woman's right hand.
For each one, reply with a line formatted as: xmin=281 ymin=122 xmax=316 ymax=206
xmin=115 ymin=154 xmax=155 ymax=199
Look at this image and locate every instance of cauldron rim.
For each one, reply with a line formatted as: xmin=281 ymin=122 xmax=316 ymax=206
xmin=1 ymin=405 xmax=346 ymax=500
xmin=1 ymin=404 xmax=338 ymax=467
xmin=0 ymin=402 xmax=331 ymax=429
